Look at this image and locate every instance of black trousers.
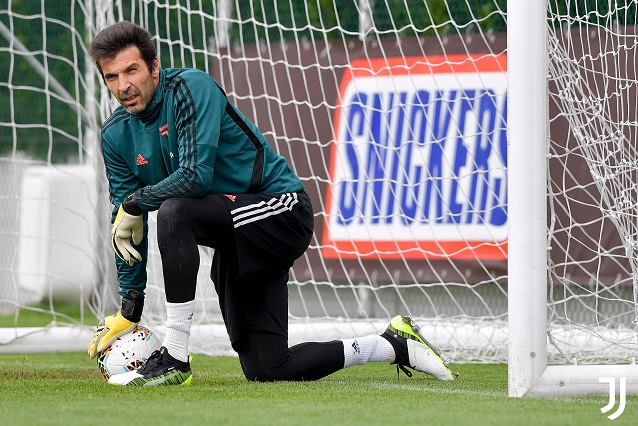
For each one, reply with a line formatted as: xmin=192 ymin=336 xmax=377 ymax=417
xmin=156 ymin=191 xmax=345 ymax=381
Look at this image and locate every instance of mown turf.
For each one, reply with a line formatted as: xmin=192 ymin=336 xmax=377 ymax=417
xmin=0 ymin=352 xmax=635 ymax=426
xmin=0 ymin=303 xmax=99 ymax=328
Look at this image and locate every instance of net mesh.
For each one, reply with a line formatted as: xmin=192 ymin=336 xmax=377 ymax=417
xmin=0 ymin=1 xmax=530 ymax=365
xmin=546 ymin=1 xmax=638 ymax=363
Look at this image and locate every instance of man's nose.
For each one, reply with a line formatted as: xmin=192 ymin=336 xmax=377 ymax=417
xmin=118 ymin=75 xmax=131 ymax=93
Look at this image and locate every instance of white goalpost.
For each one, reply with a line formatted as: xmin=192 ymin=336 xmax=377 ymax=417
xmin=508 ymin=0 xmax=638 ymax=396
xmin=1 ymin=0 xmax=637 ymax=398
xmin=506 ymin=0 xmax=550 ymax=396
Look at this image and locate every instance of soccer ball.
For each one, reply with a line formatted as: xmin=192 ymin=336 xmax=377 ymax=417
xmin=97 ymin=325 xmax=161 ymax=380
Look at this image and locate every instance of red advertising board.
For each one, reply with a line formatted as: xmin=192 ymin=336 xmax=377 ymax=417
xmin=323 ymin=54 xmax=508 ymax=260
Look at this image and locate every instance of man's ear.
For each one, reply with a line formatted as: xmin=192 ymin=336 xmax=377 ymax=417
xmin=152 ymin=58 xmax=160 ymax=80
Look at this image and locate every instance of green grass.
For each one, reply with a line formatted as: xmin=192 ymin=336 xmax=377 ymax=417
xmin=0 ymin=303 xmax=99 ymax=328
xmin=1 ymin=309 xmax=635 ymax=425
xmin=0 ymin=353 xmax=635 ymax=426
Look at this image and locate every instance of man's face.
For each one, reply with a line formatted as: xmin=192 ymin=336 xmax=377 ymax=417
xmin=100 ymin=46 xmax=159 ymax=114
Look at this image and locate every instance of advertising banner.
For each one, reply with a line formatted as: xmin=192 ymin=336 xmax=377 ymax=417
xmin=323 ymin=54 xmax=508 ymax=260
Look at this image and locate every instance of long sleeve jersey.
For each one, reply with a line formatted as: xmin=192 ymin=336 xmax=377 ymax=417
xmin=100 ymin=67 xmax=304 ymax=296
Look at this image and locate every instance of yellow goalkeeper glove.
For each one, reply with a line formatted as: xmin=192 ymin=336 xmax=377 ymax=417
xmin=87 ymin=311 xmax=136 ymax=359
xmin=88 ymin=297 xmax=144 ymax=359
xmin=111 ymin=204 xmax=143 ymax=266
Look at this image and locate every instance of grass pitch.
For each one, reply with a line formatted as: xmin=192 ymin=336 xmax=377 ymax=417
xmin=0 ymin=352 xmax=635 ymax=426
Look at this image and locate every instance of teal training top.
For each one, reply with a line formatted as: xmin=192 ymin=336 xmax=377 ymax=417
xmin=100 ymin=67 xmax=304 ymax=298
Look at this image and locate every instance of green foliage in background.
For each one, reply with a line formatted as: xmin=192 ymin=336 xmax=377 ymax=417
xmin=0 ymin=1 xmax=88 ymax=163
xmin=232 ymin=0 xmax=506 ymax=43
xmin=550 ymin=0 xmax=638 ymax=25
xmin=7 ymin=0 xmax=633 ymax=165
xmin=1 ymin=0 xmax=507 ymax=164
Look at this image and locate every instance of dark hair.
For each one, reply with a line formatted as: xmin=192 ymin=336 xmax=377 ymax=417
xmin=89 ymin=21 xmax=157 ymax=77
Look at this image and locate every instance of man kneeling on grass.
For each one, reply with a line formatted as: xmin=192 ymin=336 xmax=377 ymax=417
xmin=86 ymin=21 xmax=456 ymax=386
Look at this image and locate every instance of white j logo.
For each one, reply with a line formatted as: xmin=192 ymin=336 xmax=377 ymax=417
xmin=599 ymin=377 xmax=626 ymax=420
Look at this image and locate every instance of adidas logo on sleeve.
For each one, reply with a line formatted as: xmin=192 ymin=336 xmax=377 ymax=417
xmin=136 ymin=154 xmax=149 ymax=166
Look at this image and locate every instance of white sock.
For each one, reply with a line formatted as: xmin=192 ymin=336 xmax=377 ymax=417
xmin=341 ymin=335 xmax=395 ymax=368
xmin=163 ymin=300 xmax=194 ymax=362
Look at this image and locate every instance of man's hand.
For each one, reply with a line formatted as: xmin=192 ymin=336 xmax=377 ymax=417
xmin=111 ymin=204 xmax=143 ymax=266
xmin=87 ymin=310 xmax=137 ymax=359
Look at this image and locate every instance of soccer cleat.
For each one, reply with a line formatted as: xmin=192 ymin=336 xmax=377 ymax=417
xmin=381 ymin=315 xmax=457 ymax=381
xmin=108 ymin=346 xmax=193 ymax=386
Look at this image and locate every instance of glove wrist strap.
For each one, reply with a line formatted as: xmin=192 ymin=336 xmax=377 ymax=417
xmin=120 ymin=297 xmax=144 ymax=322
xmin=122 ymin=193 xmax=144 ymax=216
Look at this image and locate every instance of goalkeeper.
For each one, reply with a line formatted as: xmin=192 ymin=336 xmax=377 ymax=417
xmin=87 ymin=21 xmax=455 ymax=386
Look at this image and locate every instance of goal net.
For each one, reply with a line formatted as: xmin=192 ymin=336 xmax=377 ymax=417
xmin=508 ymin=0 xmax=638 ymax=396
xmin=5 ymin=0 xmax=635 ymax=392
xmin=0 ymin=0 xmax=509 ymax=360
xmin=545 ymin=0 xmax=638 ymax=365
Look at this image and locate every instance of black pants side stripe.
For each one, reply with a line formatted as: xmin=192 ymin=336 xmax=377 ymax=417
xmin=231 ymin=193 xmax=299 ymax=228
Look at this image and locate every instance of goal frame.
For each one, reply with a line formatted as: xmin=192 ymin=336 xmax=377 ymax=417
xmin=507 ymin=0 xmax=638 ymax=397
xmin=2 ymin=0 xmax=638 ymax=398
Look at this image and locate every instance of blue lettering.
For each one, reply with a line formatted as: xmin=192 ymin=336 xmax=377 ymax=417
xmin=400 ymin=91 xmax=429 ymax=224
xmin=424 ymin=90 xmax=457 ymax=223
xmin=361 ymin=92 xmax=393 ymax=223
xmin=334 ymin=83 xmax=508 ymax=233
xmin=337 ymin=93 xmax=367 ymax=225
xmin=385 ymin=91 xmax=408 ymax=223
xmin=467 ymin=89 xmax=497 ymax=224
xmin=448 ymin=90 xmax=474 ymax=224
xmin=489 ymin=94 xmax=508 ymax=226
xmin=400 ymin=142 xmax=421 ymax=225
xmin=411 ymin=90 xmax=430 ymax=147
